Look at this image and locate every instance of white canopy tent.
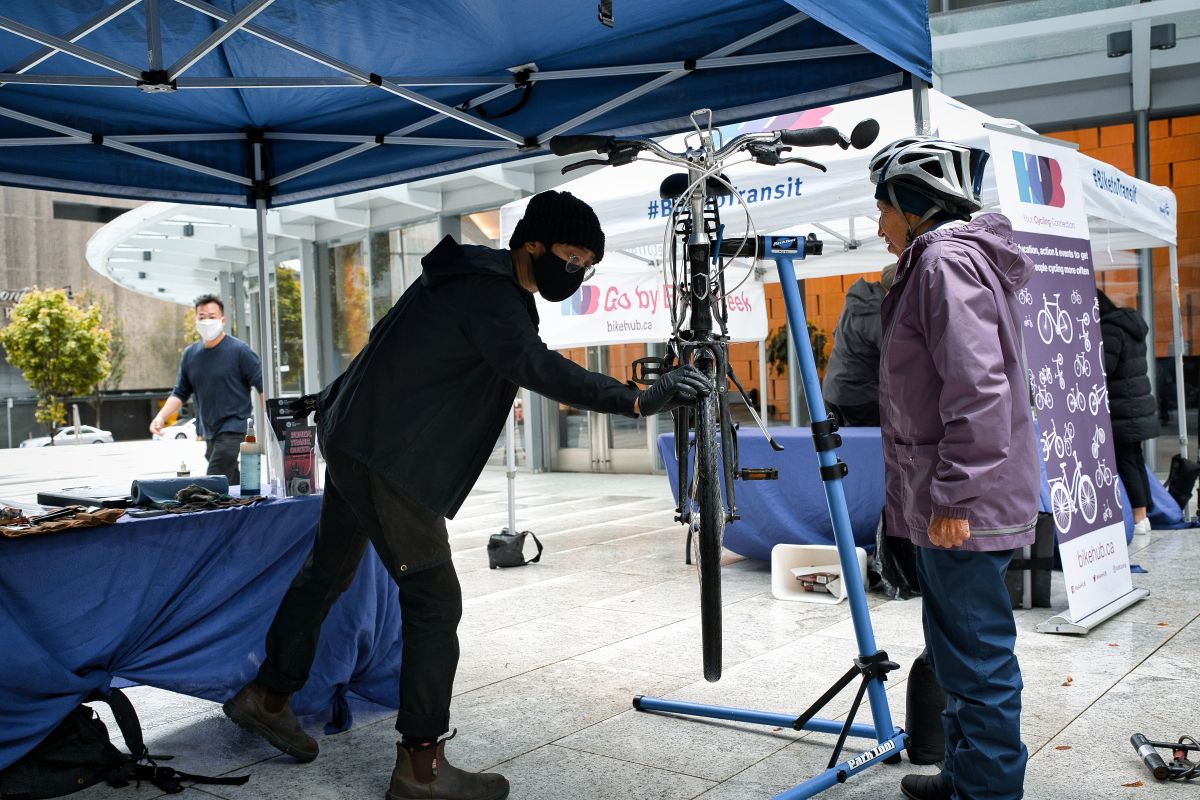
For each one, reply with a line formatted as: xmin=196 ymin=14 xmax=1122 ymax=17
xmin=501 ymin=88 xmax=1187 ymax=458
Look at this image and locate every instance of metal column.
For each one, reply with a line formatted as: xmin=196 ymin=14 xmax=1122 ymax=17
xmin=1133 ymin=109 xmax=1157 ymax=469
xmin=253 ymin=141 xmax=277 ymax=493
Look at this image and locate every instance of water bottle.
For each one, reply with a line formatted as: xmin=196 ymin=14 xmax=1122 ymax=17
xmin=239 ymin=417 xmax=261 ymax=495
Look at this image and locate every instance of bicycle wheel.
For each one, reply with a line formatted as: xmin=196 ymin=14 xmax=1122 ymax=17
xmin=1051 ymin=482 xmax=1072 ymax=533
xmin=690 ymin=389 xmax=725 ymax=682
xmin=1037 ymin=310 xmax=1054 ymax=344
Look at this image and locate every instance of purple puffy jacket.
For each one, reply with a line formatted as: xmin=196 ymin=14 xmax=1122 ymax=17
xmin=879 ymin=213 xmax=1039 ymax=552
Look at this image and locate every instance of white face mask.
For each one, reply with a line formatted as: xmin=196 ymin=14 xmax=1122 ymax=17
xmin=196 ymin=318 xmax=224 ymax=342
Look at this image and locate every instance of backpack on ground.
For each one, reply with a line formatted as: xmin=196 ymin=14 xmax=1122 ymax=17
xmin=0 ymin=688 xmax=248 ymax=799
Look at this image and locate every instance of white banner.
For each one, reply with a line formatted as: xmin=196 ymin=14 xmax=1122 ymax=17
xmin=535 ymin=258 xmax=766 ymax=349
xmin=989 ymin=128 xmax=1134 ymax=624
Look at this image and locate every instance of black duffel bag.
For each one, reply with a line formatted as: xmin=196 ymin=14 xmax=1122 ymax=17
xmin=0 ymin=688 xmax=248 ymax=799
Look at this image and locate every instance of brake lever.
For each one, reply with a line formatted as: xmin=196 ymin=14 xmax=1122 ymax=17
xmin=561 ymin=158 xmax=610 ymax=174
xmin=777 ymin=156 xmax=827 ymax=172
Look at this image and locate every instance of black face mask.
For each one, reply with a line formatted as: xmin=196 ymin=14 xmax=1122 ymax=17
xmin=531 ymin=248 xmax=585 ymax=302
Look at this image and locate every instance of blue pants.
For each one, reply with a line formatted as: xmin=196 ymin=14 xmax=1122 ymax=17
xmin=916 ymin=548 xmax=1027 ymax=800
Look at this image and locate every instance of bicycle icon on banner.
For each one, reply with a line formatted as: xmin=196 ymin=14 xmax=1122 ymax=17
xmin=1017 ymin=287 xmax=1033 ymax=305
xmin=1095 ymin=457 xmax=1116 ymax=488
xmin=1040 ymin=419 xmax=1075 ymax=461
xmin=1037 ymin=293 xmax=1075 ymax=345
xmin=1066 ymin=383 xmax=1087 ymax=414
xmin=1076 ymin=313 xmax=1093 ymax=352
xmin=1074 ymin=352 xmax=1092 ymax=378
xmin=1089 ymin=382 xmax=1109 ymax=415
xmin=1049 ymin=453 xmax=1098 ymax=533
xmin=1051 ymin=353 xmax=1066 ymax=389
xmin=1091 ymin=424 xmax=1106 ymax=458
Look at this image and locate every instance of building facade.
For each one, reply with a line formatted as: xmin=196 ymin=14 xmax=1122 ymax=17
xmin=1 ymin=188 xmax=190 ymax=446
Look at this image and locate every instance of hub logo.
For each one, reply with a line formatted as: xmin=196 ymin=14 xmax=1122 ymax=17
xmin=561 ymin=285 xmax=599 ymax=316
xmin=1012 ymin=151 xmax=1065 ymax=208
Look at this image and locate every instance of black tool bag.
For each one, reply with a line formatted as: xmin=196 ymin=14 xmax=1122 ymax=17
xmin=1005 ymin=512 xmax=1055 ymax=609
xmin=869 ymin=513 xmax=921 ymax=600
xmin=1164 ymin=453 xmax=1200 ymax=516
xmin=905 ymin=649 xmax=947 ymax=765
xmin=0 ymin=688 xmax=249 ymax=799
xmin=487 ymin=529 xmax=543 ymax=569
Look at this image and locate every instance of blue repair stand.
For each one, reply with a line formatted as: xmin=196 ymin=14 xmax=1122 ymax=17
xmin=633 ymin=235 xmax=908 ymax=798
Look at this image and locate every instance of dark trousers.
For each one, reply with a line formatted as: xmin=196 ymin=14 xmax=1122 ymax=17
xmin=205 ymin=432 xmax=243 ymax=484
xmin=1114 ymin=440 xmax=1151 ymax=509
xmin=827 ymin=401 xmax=881 ymax=427
xmin=917 ymin=547 xmax=1027 ymax=800
xmin=257 ymin=449 xmax=460 ymax=737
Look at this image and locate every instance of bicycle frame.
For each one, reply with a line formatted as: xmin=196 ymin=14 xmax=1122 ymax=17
xmin=549 ymin=114 xmax=903 ymax=799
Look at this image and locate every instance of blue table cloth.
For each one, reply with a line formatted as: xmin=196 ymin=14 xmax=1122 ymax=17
xmin=658 ymin=427 xmax=885 ymax=562
xmin=0 ymin=495 xmax=402 ymax=770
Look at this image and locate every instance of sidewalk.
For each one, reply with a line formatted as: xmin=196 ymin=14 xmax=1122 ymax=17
xmin=2 ymin=442 xmax=1197 ymax=799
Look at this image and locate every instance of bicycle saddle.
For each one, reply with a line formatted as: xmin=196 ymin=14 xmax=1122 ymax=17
xmin=659 ymin=172 xmax=733 ymax=199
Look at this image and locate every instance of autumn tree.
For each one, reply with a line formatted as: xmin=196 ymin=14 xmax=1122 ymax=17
xmin=0 ymin=288 xmax=111 ymax=439
xmin=76 ymin=290 xmax=126 ymax=429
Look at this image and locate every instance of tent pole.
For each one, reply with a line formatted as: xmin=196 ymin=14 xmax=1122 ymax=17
xmin=253 ymin=141 xmax=277 ymax=494
xmin=1169 ymin=243 xmax=1188 ymax=461
xmin=505 ymin=402 xmax=518 ymax=535
xmin=758 ymin=338 xmax=768 ymax=423
xmin=911 ymin=77 xmax=931 ymax=136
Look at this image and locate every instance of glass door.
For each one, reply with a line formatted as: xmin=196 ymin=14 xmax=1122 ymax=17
xmin=551 ymin=345 xmax=653 ymax=473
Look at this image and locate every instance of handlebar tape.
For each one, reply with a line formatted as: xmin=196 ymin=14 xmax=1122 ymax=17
xmin=549 ymin=135 xmax=615 ymax=156
xmin=779 ymin=127 xmax=847 ymax=148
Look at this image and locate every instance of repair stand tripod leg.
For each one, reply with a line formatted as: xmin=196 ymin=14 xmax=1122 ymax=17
xmin=632 ymin=238 xmax=907 ymax=799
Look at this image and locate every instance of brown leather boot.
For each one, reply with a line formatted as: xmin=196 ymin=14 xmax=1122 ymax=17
xmin=222 ymin=682 xmax=318 ymax=762
xmin=387 ymin=733 xmax=509 ymax=800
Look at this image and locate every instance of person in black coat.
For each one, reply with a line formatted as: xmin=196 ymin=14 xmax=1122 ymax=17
xmin=822 ymin=263 xmax=896 ymax=426
xmin=1099 ymin=289 xmax=1159 ymax=534
xmin=223 ymin=191 xmax=708 ymax=800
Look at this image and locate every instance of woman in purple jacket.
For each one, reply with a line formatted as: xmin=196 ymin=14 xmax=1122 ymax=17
xmin=869 ymin=137 xmax=1040 ymax=800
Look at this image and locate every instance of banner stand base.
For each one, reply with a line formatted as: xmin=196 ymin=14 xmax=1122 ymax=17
xmin=1035 ymin=587 xmax=1150 ymax=635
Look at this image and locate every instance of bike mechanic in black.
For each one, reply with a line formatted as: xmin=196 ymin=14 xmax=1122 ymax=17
xmin=223 ymin=190 xmax=708 ymax=800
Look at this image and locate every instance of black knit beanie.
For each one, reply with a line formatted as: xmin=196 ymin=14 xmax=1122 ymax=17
xmin=508 ymin=190 xmax=605 ymax=262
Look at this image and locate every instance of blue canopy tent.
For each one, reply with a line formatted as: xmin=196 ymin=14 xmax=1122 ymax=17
xmin=0 ymin=0 xmax=930 ymax=430
xmin=0 ymin=1 xmax=931 ymax=790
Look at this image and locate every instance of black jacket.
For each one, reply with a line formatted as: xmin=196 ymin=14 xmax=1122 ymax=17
xmin=1099 ymin=298 xmax=1158 ymax=443
xmin=318 ymin=236 xmax=638 ymax=517
xmin=821 ymin=278 xmax=883 ymax=407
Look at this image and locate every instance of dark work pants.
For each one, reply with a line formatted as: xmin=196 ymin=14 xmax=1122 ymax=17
xmin=205 ymin=432 xmax=243 ymax=484
xmin=827 ymin=401 xmax=881 ymax=428
xmin=1114 ymin=440 xmax=1151 ymax=509
xmin=257 ymin=449 xmax=460 ymax=737
xmin=916 ymin=547 xmax=1027 ymax=800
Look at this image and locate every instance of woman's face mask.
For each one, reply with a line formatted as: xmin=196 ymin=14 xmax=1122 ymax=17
xmin=195 ymin=318 xmax=224 ymax=342
xmin=531 ymin=247 xmax=585 ymax=302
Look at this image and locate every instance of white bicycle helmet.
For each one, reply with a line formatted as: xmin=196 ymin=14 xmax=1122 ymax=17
xmin=869 ymin=136 xmax=989 ymax=224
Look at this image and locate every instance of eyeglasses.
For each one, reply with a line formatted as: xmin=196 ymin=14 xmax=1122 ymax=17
xmin=565 ymin=253 xmax=595 ymax=281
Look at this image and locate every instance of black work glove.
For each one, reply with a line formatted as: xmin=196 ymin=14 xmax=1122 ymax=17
xmin=637 ymin=365 xmax=712 ymax=416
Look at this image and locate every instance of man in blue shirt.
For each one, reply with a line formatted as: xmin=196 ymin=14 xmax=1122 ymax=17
xmin=150 ymin=294 xmax=263 ymax=483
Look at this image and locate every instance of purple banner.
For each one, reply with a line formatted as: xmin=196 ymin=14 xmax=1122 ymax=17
xmin=1015 ymin=231 xmax=1124 ymax=544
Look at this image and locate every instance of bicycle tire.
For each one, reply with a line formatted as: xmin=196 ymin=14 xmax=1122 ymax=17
xmin=692 ymin=389 xmax=725 ymax=682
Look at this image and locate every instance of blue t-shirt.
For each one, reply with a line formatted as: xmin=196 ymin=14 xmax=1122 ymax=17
xmin=171 ymin=335 xmax=263 ymax=438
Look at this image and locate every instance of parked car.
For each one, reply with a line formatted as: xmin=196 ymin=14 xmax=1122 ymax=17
xmin=153 ymin=418 xmax=198 ymax=441
xmin=20 ymin=425 xmax=114 ymax=447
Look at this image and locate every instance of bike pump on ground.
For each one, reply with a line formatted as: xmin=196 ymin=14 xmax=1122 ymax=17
xmin=633 ymin=235 xmax=907 ymax=799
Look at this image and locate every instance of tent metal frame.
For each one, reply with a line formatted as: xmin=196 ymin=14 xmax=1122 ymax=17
xmin=0 ymin=0 xmax=899 ymax=493
xmin=0 ymin=4 xmax=878 ymax=193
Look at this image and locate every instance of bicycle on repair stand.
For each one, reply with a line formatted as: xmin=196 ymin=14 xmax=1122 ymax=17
xmin=551 ymin=112 xmax=909 ymax=799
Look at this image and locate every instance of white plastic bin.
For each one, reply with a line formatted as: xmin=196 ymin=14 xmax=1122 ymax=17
xmin=771 ymin=543 xmax=868 ymax=604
